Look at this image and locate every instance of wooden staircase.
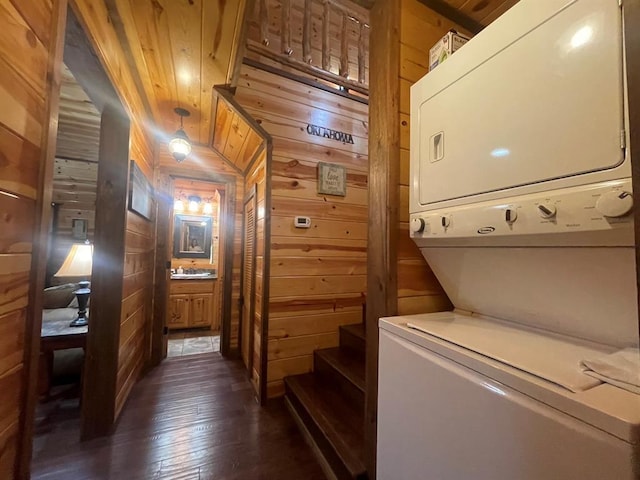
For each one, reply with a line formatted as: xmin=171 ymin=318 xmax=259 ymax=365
xmin=284 ymin=324 xmax=367 ymax=480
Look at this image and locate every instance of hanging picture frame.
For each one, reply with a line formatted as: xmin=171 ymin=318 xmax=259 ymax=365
xmin=128 ymin=160 xmax=153 ymax=220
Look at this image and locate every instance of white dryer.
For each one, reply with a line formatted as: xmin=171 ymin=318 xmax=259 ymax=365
xmin=378 ymin=0 xmax=640 ymax=478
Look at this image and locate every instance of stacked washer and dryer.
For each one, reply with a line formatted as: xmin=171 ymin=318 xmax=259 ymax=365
xmin=377 ymin=1 xmax=640 ymax=479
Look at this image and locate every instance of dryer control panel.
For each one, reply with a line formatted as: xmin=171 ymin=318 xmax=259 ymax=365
xmin=410 ymin=179 xmax=634 ymax=247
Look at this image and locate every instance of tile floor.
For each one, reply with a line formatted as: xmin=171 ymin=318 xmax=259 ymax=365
xmin=167 ymin=331 xmax=221 ymax=357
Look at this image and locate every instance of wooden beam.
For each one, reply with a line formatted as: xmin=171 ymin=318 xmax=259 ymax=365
xmin=416 ymin=0 xmax=484 ymax=34
xmin=366 ymin=0 xmax=400 ymax=477
xmin=625 ymin=0 xmax=640 ymax=345
xmin=19 ymin=1 xmax=68 ymax=478
xmin=81 ymin=104 xmax=130 ymax=440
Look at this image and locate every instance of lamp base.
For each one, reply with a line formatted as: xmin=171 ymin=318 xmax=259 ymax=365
xmin=69 ymin=281 xmax=91 ymax=328
xmin=69 ymin=316 xmax=88 ymax=327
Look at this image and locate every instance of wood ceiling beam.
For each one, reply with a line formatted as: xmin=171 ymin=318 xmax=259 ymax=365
xmin=416 ymin=0 xmax=484 ymax=34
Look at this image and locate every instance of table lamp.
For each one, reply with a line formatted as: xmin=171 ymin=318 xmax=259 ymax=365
xmin=54 ymin=241 xmax=93 ymax=327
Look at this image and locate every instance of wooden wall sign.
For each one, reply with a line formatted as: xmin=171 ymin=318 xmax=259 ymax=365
xmin=306 ymin=124 xmax=355 ymax=144
xmin=317 ymin=162 xmax=347 ymax=196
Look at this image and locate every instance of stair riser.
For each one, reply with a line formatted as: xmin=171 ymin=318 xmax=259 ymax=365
xmin=339 ymin=327 xmax=365 ymax=354
xmin=314 ymin=352 xmax=364 ymax=409
xmin=284 ymin=386 xmax=355 ymax=480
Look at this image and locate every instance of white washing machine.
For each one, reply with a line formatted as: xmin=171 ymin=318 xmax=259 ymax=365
xmin=377 ymin=313 xmax=640 ymax=480
xmin=378 ymin=0 xmax=640 ymax=478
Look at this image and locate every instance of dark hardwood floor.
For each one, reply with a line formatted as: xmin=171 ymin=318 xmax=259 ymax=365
xmin=31 ymin=353 xmax=326 ymax=479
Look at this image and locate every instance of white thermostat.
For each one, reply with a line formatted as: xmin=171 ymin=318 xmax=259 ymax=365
xmin=294 ymin=216 xmax=311 ymax=228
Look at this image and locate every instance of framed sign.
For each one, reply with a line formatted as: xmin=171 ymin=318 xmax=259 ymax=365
xmin=128 ymin=160 xmax=153 ymax=220
xmin=317 ymin=162 xmax=347 ymax=197
xmin=173 ymin=214 xmax=213 ymax=259
xmin=71 ymin=218 xmax=88 ymax=240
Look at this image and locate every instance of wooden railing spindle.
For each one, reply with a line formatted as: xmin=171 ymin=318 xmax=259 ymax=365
xmin=358 ymin=22 xmax=366 ymax=84
xmin=281 ymin=0 xmax=293 ymax=55
xmin=322 ymin=0 xmax=331 ymax=71
xmin=303 ymin=0 xmax=313 ymax=63
xmin=248 ymin=0 xmax=368 ymax=95
xmin=259 ymin=0 xmax=269 ymax=46
xmin=340 ymin=13 xmax=349 ymax=78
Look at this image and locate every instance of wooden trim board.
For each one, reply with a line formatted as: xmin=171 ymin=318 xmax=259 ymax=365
xmin=19 ymin=0 xmax=68 ymax=477
xmin=366 ymin=0 xmax=401 ymax=476
xmin=81 ymin=103 xmax=131 ymax=440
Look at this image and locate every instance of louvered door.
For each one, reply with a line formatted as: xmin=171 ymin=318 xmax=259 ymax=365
xmin=241 ymin=192 xmax=257 ymax=369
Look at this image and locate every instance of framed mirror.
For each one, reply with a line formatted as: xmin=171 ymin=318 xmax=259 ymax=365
xmin=173 ymin=214 xmax=213 ymax=259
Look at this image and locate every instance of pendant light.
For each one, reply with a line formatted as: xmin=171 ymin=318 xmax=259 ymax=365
xmin=168 ymin=107 xmax=192 ymax=163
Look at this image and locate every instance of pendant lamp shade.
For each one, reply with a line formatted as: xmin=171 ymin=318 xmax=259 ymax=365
xmin=169 ymin=108 xmax=191 ymax=163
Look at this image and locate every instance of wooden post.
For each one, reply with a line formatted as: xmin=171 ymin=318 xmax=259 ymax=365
xmin=625 ymin=0 xmax=640 ymax=345
xmin=366 ymin=0 xmax=401 ymax=478
xmin=322 ymin=0 xmax=331 ymax=71
xmin=340 ymin=13 xmax=349 ymax=77
xmin=303 ymin=0 xmax=313 ymax=63
xmin=281 ymin=0 xmax=292 ymax=55
xmin=81 ymin=104 xmax=130 ymax=440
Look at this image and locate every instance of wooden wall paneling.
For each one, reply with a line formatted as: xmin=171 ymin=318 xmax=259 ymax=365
xmin=397 ymin=0 xmax=455 ymax=315
xmin=366 ymin=0 xmax=401 ymax=476
xmin=234 ymin=61 xmax=368 ymax=400
xmin=626 ymin=0 xmax=640 ymax=345
xmin=81 ymin=104 xmax=130 ymax=440
xmin=0 ymin=0 xmax=66 ymax=477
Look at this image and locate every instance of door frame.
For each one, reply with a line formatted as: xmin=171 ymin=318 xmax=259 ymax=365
xmin=239 ymin=185 xmax=257 ymax=376
xmin=152 ymin=171 xmax=237 ymax=358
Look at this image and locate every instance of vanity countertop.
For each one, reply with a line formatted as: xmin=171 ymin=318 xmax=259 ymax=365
xmin=170 ymin=273 xmax=217 ymax=280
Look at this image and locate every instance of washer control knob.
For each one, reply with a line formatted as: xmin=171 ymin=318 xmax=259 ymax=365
xmin=410 ymin=217 xmax=426 ymax=233
xmin=537 ymin=204 xmax=557 ymax=219
xmin=596 ymin=191 xmax=633 ymax=217
xmin=441 ymin=216 xmax=451 ymax=228
xmin=505 ymin=208 xmax=518 ymax=224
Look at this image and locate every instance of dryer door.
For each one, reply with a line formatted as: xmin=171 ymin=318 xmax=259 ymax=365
xmin=413 ymin=0 xmax=625 ymax=207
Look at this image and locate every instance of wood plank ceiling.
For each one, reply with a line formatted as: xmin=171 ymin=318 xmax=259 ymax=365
xmin=101 ymin=0 xmax=517 ymax=153
xmin=211 ymin=93 xmax=264 ymax=173
xmin=109 ymin=0 xmax=247 ymax=146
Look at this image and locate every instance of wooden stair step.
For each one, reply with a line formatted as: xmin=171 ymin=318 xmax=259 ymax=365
xmin=339 ymin=323 xmax=365 ymax=354
xmin=285 ymin=373 xmax=367 ymax=480
xmin=314 ymin=347 xmax=365 ymax=408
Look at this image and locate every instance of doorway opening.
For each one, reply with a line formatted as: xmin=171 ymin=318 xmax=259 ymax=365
xmin=31 ymin=4 xmax=133 ymax=471
xmin=166 ymin=178 xmax=226 ymax=358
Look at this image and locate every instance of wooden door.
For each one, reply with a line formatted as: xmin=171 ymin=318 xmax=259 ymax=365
xmin=153 ymin=173 xmax=173 ymax=364
xmin=241 ymin=191 xmax=257 ymax=369
xmin=191 ymin=294 xmax=213 ymax=327
xmin=168 ymin=295 xmax=190 ymax=329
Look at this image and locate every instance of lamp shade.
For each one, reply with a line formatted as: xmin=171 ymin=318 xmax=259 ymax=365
xmin=55 ymin=243 xmax=93 ymax=278
xmin=168 ymin=128 xmax=191 ymax=163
